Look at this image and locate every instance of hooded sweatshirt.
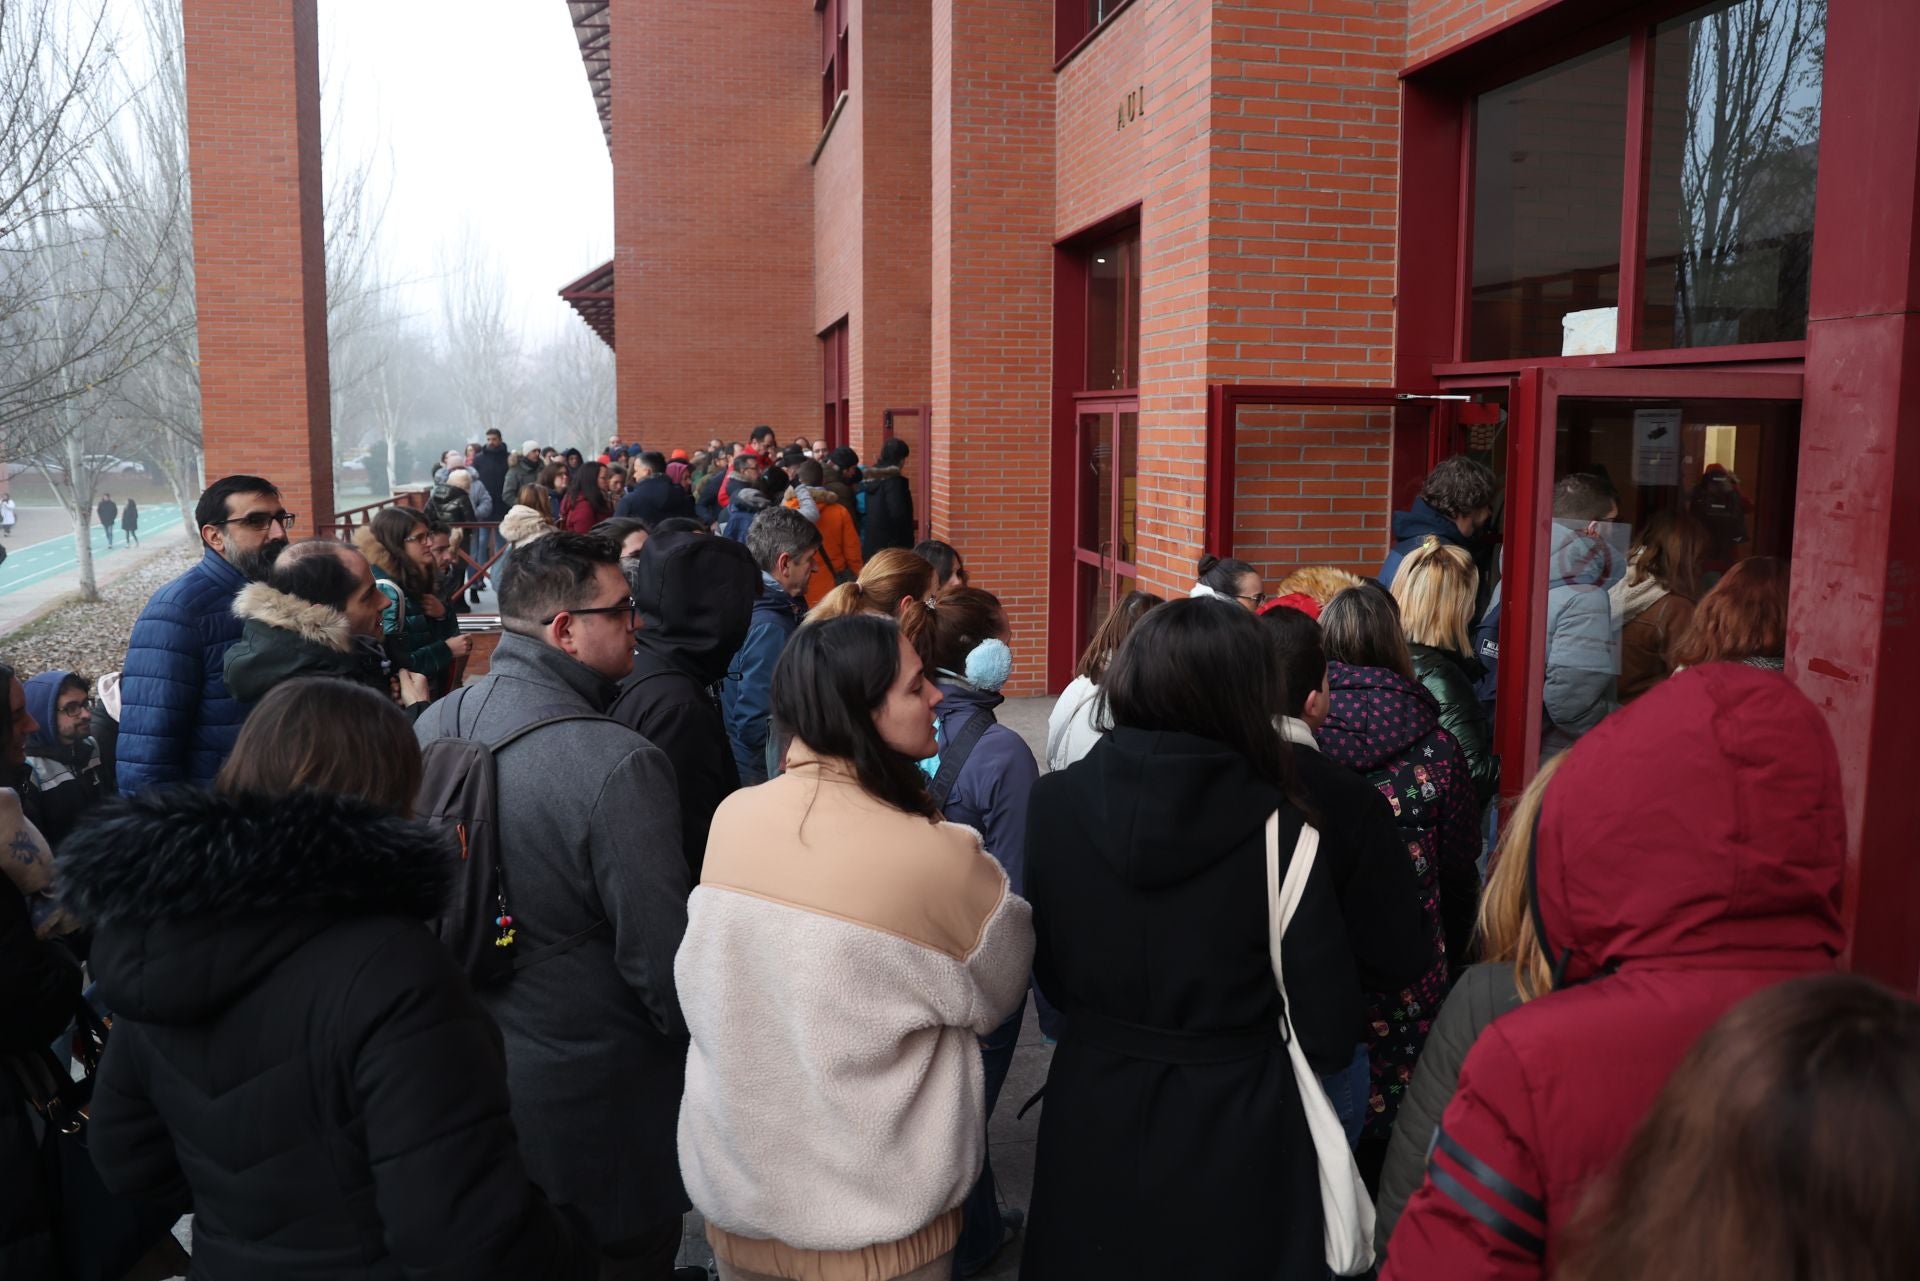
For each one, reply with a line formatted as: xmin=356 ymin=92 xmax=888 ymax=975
xmin=1381 ymin=666 xmax=1845 ymax=1281
xmin=59 ymin=789 xmax=597 ymax=1281
xmin=1378 ymin=497 xmax=1473 ymax=587
xmin=22 ymin=670 xmax=104 ymax=846
xmin=608 ymin=531 xmax=761 ymax=875
xmin=1315 ymin=661 xmax=1482 ymax=1140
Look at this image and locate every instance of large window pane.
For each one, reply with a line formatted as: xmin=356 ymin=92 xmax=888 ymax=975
xmin=1641 ymin=0 xmax=1824 ymax=349
xmin=1085 ymin=231 xmax=1138 ymax=391
xmin=1470 ymin=43 xmax=1630 ymax=361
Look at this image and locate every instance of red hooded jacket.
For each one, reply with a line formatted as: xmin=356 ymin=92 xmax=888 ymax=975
xmin=1381 ymin=664 xmax=1845 ymax=1281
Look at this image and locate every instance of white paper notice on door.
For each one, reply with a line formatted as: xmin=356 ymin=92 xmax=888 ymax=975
xmin=1632 ymin=408 xmax=1683 ymax=487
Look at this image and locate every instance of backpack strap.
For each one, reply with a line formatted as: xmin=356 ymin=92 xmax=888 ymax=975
xmin=487 ymin=704 xmax=613 ymax=753
xmin=927 ymin=708 xmax=997 ymax=811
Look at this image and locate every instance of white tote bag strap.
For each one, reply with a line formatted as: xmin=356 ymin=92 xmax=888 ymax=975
xmin=1265 ymin=811 xmax=1377 ymax=1275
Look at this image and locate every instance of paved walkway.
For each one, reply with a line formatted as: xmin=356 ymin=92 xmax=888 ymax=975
xmin=0 ymin=504 xmax=186 ymax=634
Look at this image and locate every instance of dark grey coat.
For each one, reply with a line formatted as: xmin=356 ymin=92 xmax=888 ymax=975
xmin=412 ymin=633 xmax=693 ymax=1239
xmin=1373 ymin=960 xmax=1524 ymax=1257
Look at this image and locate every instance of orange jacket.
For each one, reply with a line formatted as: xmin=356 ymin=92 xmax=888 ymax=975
xmin=785 ymin=490 xmax=863 ymax=608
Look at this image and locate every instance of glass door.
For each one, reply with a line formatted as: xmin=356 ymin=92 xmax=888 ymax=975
xmin=1498 ymin=365 xmax=1804 ymax=794
xmin=1072 ymin=398 xmax=1139 ymax=658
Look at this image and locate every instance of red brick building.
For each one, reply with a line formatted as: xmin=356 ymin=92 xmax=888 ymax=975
xmin=185 ymin=0 xmax=1920 ymax=986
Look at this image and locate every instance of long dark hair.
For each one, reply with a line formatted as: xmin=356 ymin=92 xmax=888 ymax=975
xmin=1100 ymin=599 xmax=1293 ymax=793
xmin=215 ymin=678 xmax=422 ymax=814
xmin=1320 ymin=583 xmax=1416 ymax=681
xmin=771 ymin=615 xmax=938 ymax=822
xmin=563 ymin=461 xmax=614 ymax=521
xmin=913 ymin=539 xmax=966 ymax=590
xmin=368 ymin=506 xmax=435 ymax=597
xmin=1076 ymin=589 xmax=1163 ymax=683
xmin=1559 ymin=974 xmax=1920 ymax=1281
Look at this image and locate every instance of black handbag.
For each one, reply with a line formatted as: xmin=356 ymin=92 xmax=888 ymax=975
xmin=7 ymin=998 xmax=188 ymax=1281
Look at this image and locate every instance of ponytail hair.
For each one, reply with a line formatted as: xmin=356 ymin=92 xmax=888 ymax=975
xmin=899 ymin=585 xmax=1008 ymax=675
xmin=807 ymin=548 xmax=936 ymax=624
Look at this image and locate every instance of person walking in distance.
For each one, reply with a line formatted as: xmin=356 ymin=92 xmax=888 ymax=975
xmin=97 ymin=492 xmax=119 ymax=549
xmin=678 ymin=615 xmax=1033 ymax=1281
xmin=63 ymin=680 xmax=598 ymax=1279
xmin=121 ymin=497 xmax=140 ymax=547
xmin=412 ymin=532 xmax=696 ymax=1280
xmin=1 ymin=494 xmax=15 ymax=538
xmin=117 ymin=476 xmax=292 ymax=793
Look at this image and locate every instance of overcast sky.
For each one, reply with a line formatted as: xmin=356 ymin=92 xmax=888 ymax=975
xmin=316 ymin=0 xmax=613 ymax=345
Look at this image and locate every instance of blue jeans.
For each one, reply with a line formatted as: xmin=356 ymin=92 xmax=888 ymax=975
xmin=1319 ymin=1042 xmax=1370 ymax=1149
xmin=954 ymin=997 xmax=1025 ymax=1276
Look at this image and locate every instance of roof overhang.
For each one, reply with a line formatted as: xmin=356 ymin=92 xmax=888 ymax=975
xmin=559 ymin=259 xmax=615 ymax=350
xmin=567 ymin=1 xmax=611 ymax=150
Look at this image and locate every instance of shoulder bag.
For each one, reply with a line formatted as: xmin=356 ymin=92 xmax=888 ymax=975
xmin=1266 ymin=811 xmax=1376 ymax=1275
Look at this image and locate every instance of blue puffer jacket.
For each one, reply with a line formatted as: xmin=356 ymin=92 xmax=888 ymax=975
xmin=719 ymin=574 xmax=803 ymax=786
xmin=116 ymin=548 xmax=250 ymax=795
xmin=921 ymin=681 xmax=1039 ymax=896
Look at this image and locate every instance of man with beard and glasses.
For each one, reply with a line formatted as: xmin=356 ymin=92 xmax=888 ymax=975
xmin=118 ymin=475 xmax=292 ymax=794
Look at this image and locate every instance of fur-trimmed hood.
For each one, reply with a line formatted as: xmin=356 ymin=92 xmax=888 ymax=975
xmin=499 ymin=503 xmax=554 ymax=547
xmin=351 ymin=523 xmax=403 ymax=579
xmin=60 ymin=788 xmax=456 ymax=1025
xmin=231 ymin=582 xmax=353 ymax=653
xmin=862 ymin=466 xmax=902 ymax=483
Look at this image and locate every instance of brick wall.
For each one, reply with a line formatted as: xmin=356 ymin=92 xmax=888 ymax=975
xmin=932 ymin=0 xmax=1056 ymax=695
xmin=612 ymin=0 xmax=817 ymax=448
xmin=1406 ymin=0 xmax=1560 ymax=65
xmin=856 ymin=0 xmax=933 ymax=468
xmin=182 ymin=0 xmax=333 ymax=526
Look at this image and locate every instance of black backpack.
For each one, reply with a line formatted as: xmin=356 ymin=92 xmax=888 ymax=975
xmin=416 ymin=685 xmax=611 ymax=987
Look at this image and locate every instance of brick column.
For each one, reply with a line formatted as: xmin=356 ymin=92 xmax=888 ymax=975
xmin=1790 ymin=0 xmax=1920 ymax=989
xmin=182 ymin=0 xmax=332 ymax=528
xmin=613 ymin=0 xmax=816 ymax=449
xmin=932 ymin=0 xmax=1055 ymax=695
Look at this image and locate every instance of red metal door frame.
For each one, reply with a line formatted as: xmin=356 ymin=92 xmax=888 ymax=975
xmin=1496 ymin=365 xmax=1806 ymax=798
xmin=1069 ymin=395 xmax=1141 ymax=660
xmin=880 ymin=406 xmax=934 ymax=542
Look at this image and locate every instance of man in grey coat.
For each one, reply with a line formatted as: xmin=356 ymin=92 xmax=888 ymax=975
xmin=413 ymin=530 xmax=693 ymax=1279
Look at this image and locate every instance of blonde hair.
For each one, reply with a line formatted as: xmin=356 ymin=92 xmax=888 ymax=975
xmin=1476 ymin=752 xmax=1566 ymax=1002
xmin=1391 ymin=536 xmax=1478 ymax=656
xmin=1274 ymin=565 xmax=1362 ymax=608
xmin=805 ymin=548 xmax=936 ymax=625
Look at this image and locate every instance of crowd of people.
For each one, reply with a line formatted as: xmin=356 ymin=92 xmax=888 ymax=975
xmin=1 ymin=428 xmax=1914 ymax=1281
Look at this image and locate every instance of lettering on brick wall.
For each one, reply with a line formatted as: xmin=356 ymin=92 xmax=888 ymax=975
xmin=1116 ymin=85 xmax=1145 ymax=131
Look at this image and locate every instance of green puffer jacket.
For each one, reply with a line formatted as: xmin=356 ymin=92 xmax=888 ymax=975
xmin=1409 ymin=642 xmax=1499 ymax=804
xmin=354 ymin=527 xmax=454 ymax=680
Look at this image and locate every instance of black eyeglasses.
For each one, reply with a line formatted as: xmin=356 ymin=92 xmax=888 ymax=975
xmin=211 ymin=510 xmax=297 ymax=532
xmin=1235 ymin=592 xmax=1268 ymax=607
xmin=540 ymin=596 xmax=638 ymax=627
xmin=55 ymin=700 xmax=90 ymax=718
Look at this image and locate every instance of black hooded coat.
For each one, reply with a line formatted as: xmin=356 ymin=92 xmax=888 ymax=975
xmin=56 ymin=789 xmax=598 ymax=1281
xmin=608 ymin=530 xmax=761 ymax=875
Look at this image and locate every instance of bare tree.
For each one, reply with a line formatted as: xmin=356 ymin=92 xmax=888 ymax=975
xmin=529 ymin=321 xmax=616 ymax=447
xmin=1675 ymin=0 xmax=1825 ymax=345
xmin=439 ymin=235 xmax=525 ymax=443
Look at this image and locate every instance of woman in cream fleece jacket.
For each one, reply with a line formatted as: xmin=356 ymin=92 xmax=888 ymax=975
xmin=677 ymin=614 xmax=1035 ymax=1281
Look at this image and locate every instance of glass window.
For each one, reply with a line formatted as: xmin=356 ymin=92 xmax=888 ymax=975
xmin=1085 ymin=230 xmax=1140 ymax=391
xmin=1640 ymin=0 xmax=1824 ymax=348
xmin=1470 ymin=42 xmax=1631 ymax=361
xmin=1535 ymin=396 xmax=1799 ymax=746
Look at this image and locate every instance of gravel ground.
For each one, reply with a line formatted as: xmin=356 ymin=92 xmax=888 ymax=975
xmin=0 ymin=543 xmax=200 ymax=681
